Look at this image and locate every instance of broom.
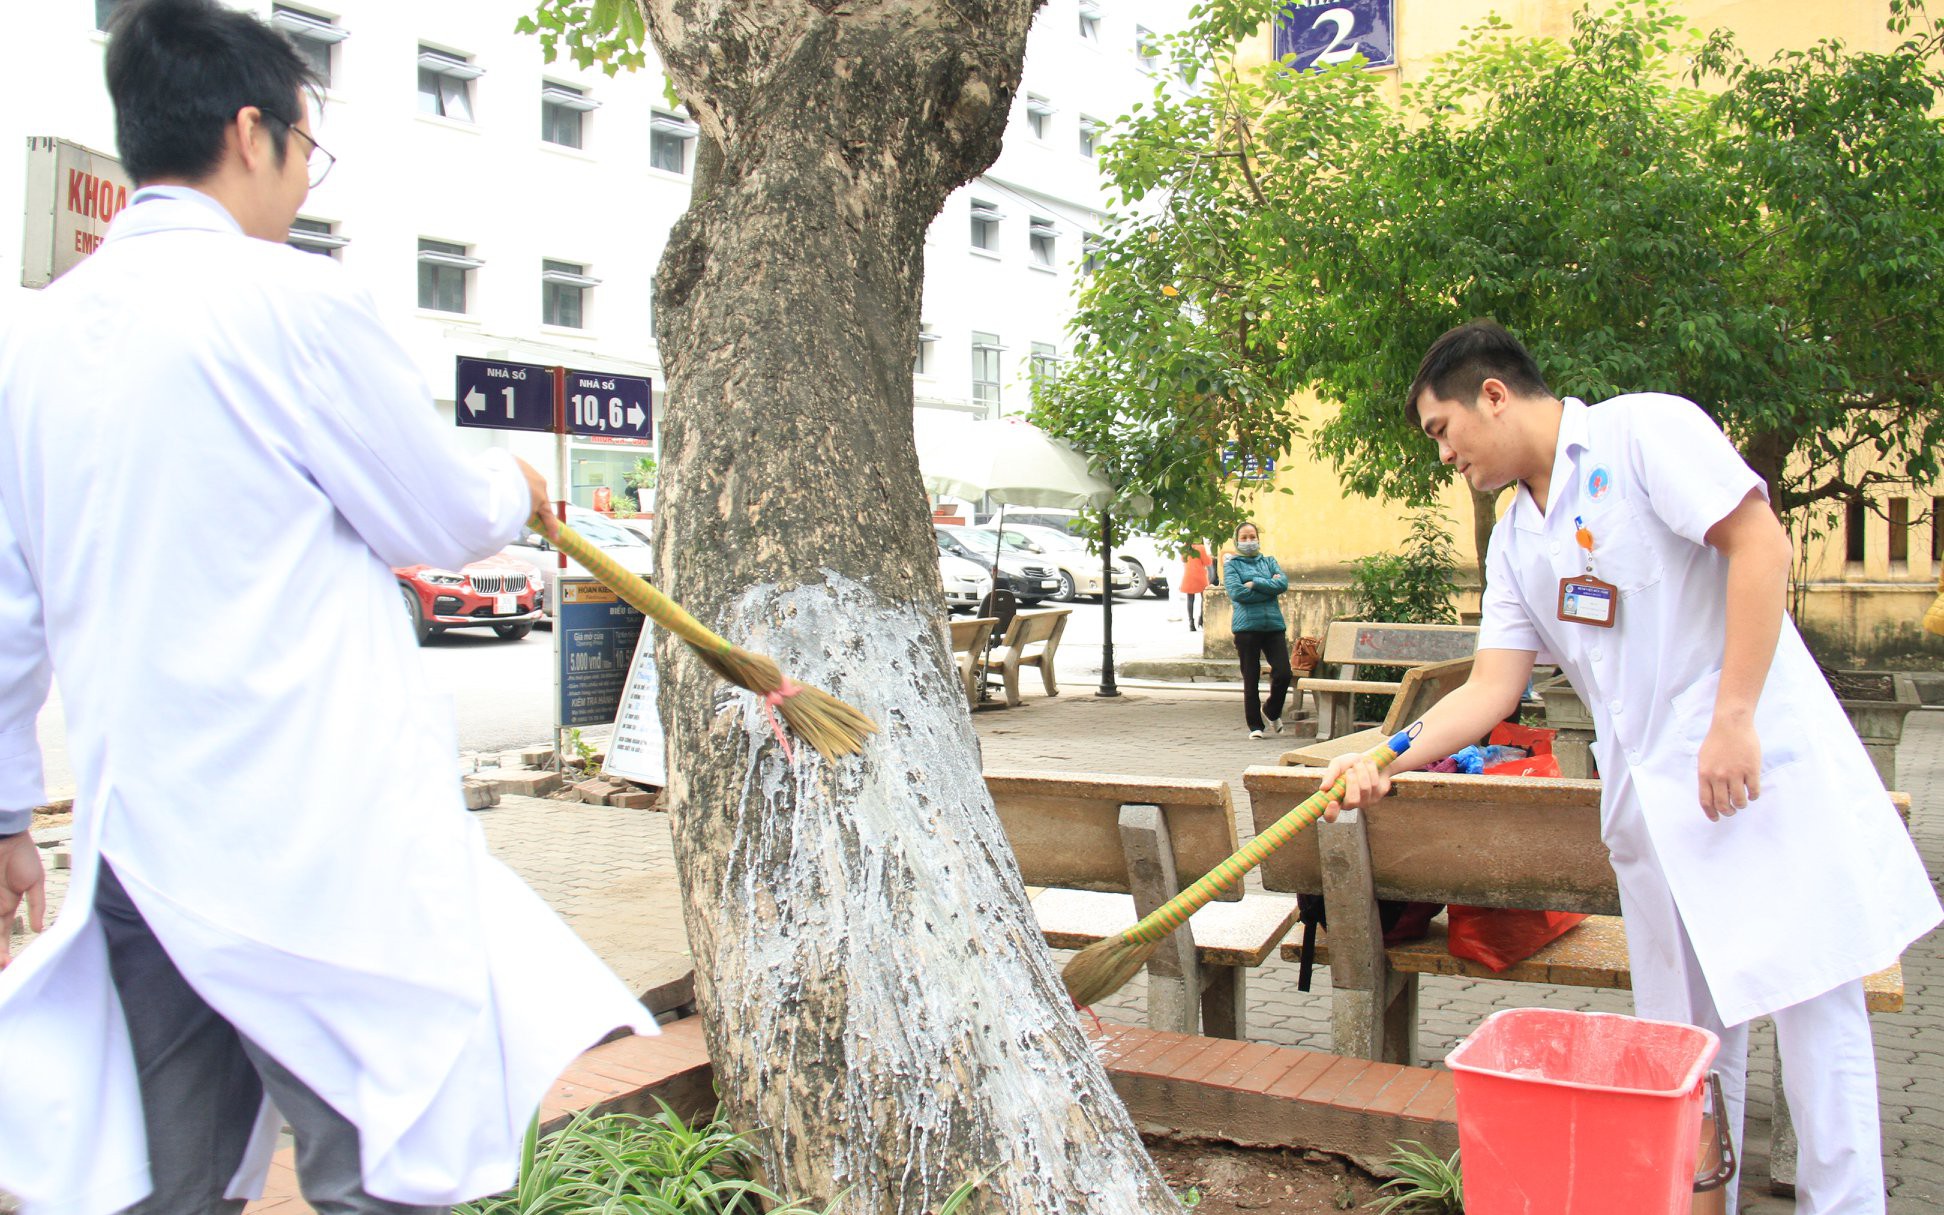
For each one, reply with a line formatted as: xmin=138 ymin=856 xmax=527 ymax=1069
xmin=1061 ymin=726 xmax=1418 ymax=1007
xmin=536 ymin=513 xmax=878 ymax=762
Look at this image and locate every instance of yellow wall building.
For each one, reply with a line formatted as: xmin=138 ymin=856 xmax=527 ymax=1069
xmin=1214 ymin=1 xmax=1942 ymax=662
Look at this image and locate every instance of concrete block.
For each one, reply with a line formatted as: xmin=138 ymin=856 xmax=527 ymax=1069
xmin=500 ymin=750 xmax=532 ymax=771
xmin=492 ymin=771 xmax=563 ymax=797
xmin=519 ymin=746 xmax=554 ymax=767
xmin=609 ymin=791 xmax=658 ymax=810
xmin=461 ymin=778 xmax=500 ymax=811
xmin=52 ymin=849 xmax=71 ymax=871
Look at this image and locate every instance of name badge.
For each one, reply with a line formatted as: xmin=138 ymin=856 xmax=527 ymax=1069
xmin=1557 ymin=575 xmax=1618 ymax=627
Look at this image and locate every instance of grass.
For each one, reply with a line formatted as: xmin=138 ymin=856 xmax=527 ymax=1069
xmin=457 ymin=1103 xmax=983 ymax=1215
xmin=1368 ymin=1140 xmax=1463 ymax=1214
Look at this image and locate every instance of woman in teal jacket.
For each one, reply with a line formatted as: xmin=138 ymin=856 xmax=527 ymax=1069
xmin=1224 ymin=522 xmax=1293 ymax=738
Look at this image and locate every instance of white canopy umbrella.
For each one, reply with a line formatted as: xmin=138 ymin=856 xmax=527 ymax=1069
xmin=914 ymin=414 xmax=1126 ymax=697
xmin=914 ymin=414 xmax=1113 ymax=510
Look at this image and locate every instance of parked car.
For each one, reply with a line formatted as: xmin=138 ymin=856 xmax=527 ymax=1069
xmin=503 ymin=506 xmax=657 ymax=620
xmin=936 ymin=526 xmax=1060 ymax=606
xmin=974 ymin=509 xmax=1171 ymax=597
xmin=395 ymin=553 xmax=544 ymax=644
xmin=968 ymin=523 xmax=1133 ymax=602
xmin=939 ymin=550 xmax=994 ymax=613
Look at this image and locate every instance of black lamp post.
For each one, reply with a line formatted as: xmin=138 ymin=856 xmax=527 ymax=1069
xmin=1097 ymin=509 xmax=1120 ymax=698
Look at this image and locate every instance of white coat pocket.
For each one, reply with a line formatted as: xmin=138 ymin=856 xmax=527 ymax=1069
xmin=1668 ymin=671 xmax=1800 ymax=775
xmin=1574 ymin=496 xmax=1664 ymax=598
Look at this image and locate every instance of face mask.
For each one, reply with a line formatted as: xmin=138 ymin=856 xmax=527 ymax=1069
xmin=1236 ymin=540 xmax=1261 ymax=557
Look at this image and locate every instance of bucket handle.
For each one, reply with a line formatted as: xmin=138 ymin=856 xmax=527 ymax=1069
xmin=1693 ymin=1070 xmax=1738 ymax=1194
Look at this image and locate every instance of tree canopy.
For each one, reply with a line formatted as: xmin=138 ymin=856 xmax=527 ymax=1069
xmin=1037 ymin=0 xmax=1944 ymax=553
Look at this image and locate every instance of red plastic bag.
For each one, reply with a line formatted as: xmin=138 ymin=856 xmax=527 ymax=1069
xmin=1487 ymin=721 xmax=1556 ymax=755
xmin=1446 ymin=906 xmax=1588 ymax=972
xmin=1483 ymin=751 xmax=1561 ymax=779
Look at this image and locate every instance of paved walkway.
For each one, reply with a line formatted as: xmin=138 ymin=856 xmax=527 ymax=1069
xmin=10 ymin=691 xmax=1941 ymax=1210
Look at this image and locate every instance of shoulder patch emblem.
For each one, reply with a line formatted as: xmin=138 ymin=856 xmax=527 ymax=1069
xmin=1587 ymin=466 xmax=1613 ymax=500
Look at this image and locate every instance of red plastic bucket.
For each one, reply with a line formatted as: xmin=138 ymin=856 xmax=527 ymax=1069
xmin=1446 ymin=1008 xmax=1734 ymax=1214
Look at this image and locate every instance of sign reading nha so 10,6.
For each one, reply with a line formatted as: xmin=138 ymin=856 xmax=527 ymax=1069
xmin=565 ymin=370 xmax=653 ymax=440
xmin=452 ymin=357 xmax=654 ymax=441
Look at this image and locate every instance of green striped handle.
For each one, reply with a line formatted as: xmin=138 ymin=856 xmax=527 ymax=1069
xmin=537 ymin=514 xmax=732 ymax=658
xmin=1124 ymin=730 xmax=1414 ymax=945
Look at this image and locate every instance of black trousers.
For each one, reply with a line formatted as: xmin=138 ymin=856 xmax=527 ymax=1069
xmin=1233 ymin=630 xmax=1292 ymax=731
xmin=95 ymin=863 xmax=447 ymax=1215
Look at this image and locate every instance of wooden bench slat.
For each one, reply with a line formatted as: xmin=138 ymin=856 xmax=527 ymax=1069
xmin=1282 ymin=914 xmax=1905 ymax=1013
xmin=1295 ymin=678 xmax=1409 ymax=695
xmin=1034 ymin=888 xmax=1301 ymax=966
xmin=989 ymin=771 xmax=1243 ymax=902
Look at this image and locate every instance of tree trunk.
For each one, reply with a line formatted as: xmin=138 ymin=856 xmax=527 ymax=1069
xmin=1467 ymin=484 xmax=1501 ymax=588
xmin=639 ymin=0 xmax=1180 ymax=1209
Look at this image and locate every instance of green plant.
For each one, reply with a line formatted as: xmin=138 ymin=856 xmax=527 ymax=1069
xmin=625 ymin=454 xmax=659 ymax=493
xmin=565 ymin=727 xmax=601 ymax=779
xmin=607 ymin=489 xmax=638 ymax=515
xmin=1347 ymin=513 xmax=1461 ymax=722
xmin=1176 ymin=1186 xmax=1202 ymax=1209
xmin=1369 ymin=1140 xmax=1463 ymax=1214
xmin=457 ymin=1104 xmax=986 ymax=1215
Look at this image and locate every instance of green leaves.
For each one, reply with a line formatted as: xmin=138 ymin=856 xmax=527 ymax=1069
xmin=1045 ymin=0 xmax=1944 ymax=553
xmin=518 ymin=0 xmax=651 ymax=75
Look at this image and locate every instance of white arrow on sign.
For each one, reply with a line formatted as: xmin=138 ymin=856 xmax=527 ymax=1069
xmin=464 ymin=387 xmax=486 ymax=417
xmin=627 ymin=403 xmax=646 ymax=429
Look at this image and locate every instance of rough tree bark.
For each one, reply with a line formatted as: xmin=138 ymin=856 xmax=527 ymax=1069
xmin=637 ymin=0 xmax=1182 ymax=1210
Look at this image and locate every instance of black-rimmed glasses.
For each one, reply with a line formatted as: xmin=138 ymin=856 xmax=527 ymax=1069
xmin=263 ymin=112 xmax=335 ymax=189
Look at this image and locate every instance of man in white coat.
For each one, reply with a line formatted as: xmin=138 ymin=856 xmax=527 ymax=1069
xmin=1323 ymin=320 xmax=1939 ymax=1214
xmin=0 ymin=2 xmax=655 ymax=1211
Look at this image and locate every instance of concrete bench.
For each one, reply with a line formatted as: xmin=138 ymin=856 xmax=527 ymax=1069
xmin=948 ymin=615 xmax=998 ymax=708
xmin=1244 ymin=765 xmax=1911 ymax=1195
xmin=1281 ymin=655 xmax=1474 ymax=768
xmin=986 ymin=770 xmax=1300 ymax=1039
xmin=1297 ymin=621 xmax=1478 ymax=741
xmin=990 ymin=608 xmax=1070 ymax=707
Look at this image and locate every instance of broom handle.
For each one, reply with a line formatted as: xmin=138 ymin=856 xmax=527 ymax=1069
xmin=534 ymin=514 xmax=733 ymax=658
xmin=1124 ymin=729 xmax=1416 ymax=946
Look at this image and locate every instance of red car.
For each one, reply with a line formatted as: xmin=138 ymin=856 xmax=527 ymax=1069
xmin=395 ymin=553 xmax=544 ymax=643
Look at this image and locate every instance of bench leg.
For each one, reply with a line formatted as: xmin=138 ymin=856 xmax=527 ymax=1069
xmin=1118 ymin=804 xmax=1200 ymax=1035
xmin=1199 ymin=966 xmax=1246 ymax=1041
xmin=1318 ymin=807 xmax=1413 ymax=1062
xmin=1003 ymin=656 xmax=1025 ymax=707
xmin=1315 ymin=691 xmax=1352 ymax=741
xmin=1039 ymin=656 xmax=1058 ymax=698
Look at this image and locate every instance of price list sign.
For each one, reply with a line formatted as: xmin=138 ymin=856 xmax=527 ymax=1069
xmin=554 ymin=578 xmax=646 ymax=729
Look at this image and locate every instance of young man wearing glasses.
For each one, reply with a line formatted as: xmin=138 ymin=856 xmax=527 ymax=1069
xmin=0 ymin=2 xmax=649 ymax=1212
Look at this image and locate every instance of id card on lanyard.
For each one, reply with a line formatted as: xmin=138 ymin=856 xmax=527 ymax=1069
xmin=1558 ymin=516 xmax=1618 ymax=628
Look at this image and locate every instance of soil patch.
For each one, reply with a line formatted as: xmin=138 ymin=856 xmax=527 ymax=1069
xmin=1143 ymin=1137 xmax=1392 ymax=1213
xmin=1822 ymin=669 xmax=1896 ymax=701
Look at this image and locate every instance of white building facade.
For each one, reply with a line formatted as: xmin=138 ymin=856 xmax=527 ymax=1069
xmin=3 ymin=0 xmax=1190 ymax=510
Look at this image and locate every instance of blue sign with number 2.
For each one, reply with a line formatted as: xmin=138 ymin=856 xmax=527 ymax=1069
xmin=1273 ymin=0 xmax=1396 ymax=72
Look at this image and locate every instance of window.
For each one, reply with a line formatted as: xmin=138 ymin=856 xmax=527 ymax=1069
xmin=272 ymin=7 xmax=348 ymax=87
xmin=971 ymin=332 xmax=1004 ymax=411
xmin=417 ymin=48 xmax=482 ymax=122
xmin=541 ymin=83 xmax=598 ymax=148
xmin=1029 ymin=217 xmax=1057 ymax=267
xmin=1026 ymin=95 xmax=1054 ymax=140
xmin=650 ymin=110 xmax=697 ymax=175
xmin=417 ymin=239 xmax=480 ymax=313
xmin=1889 ymin=497 xmax=1910 ymax=565
xmin=1135 ymin=25 xmax=1159 ymax=73
xmin=970 ymin=199 xmax=1003 ymax=252
xmin=1082 ymin=233 xmax=1103 ymax=276
xmin=1078 ymin=0 xmax=1101 ymax=42
xmin=1845 ymin=496 xmax=1867 ymax=564
xmin=1030 ymin=342 xmax=1061 ymax=386
xmin=287 ymin=217 xmax=348 ymax=259
xmin=94 ymin=0 xmax=123 ymax=32
xmin=1078 ymin=116 xmax=1100 ymax=158
xmin=542 ymin=259 xmax=599 ymax=328
xmin=915 ymin=324 xmax=939 ymax=376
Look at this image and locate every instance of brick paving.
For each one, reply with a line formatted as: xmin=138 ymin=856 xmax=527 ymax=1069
xmin=9 ymin=690 xmax=1940 ymax=1211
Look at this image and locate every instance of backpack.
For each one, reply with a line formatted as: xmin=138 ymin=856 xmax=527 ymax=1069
xmin=1294 ymin=894 xmax=1442 ymax=991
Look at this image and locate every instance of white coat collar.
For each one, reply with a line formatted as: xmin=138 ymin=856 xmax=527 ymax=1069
xmin=1510 ymin=397 xmax=1591 ymax=534
xmin=107 ymin=185 xmax=245 ymax=242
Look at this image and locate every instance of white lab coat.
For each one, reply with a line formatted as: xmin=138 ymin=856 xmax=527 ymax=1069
xmin=1478 ymin=395 xmax=1940 ymax=1027
xmin=0 ymin=190 xmax=655 ymax=1215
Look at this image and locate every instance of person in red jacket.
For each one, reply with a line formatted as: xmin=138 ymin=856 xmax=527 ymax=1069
xmin=1177 ymin=542 xmax=1214 ymax=631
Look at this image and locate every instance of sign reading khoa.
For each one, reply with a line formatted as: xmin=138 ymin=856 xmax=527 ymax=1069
xmin=21 ymin=137 xmax=133 ymax=289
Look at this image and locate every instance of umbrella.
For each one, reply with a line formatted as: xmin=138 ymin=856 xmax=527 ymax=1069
xmin=914 ymin=415 xmax=1125 ymax=698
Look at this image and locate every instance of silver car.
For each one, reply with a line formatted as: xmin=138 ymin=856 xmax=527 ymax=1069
xmin=502 ymin=506 xmax=656 ymax=620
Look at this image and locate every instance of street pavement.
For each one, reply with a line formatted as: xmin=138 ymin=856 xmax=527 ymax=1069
xmin=12 ymin=604 xmax=1943 ymax=1209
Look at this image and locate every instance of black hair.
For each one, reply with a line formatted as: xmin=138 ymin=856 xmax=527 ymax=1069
xmin=1235 ymin=521 xmax=1259 ymax=541
xmin=105 ymin=0 xmax=319 ymax=184
xmin=1404 ymin=319 xmax=1551 ymax=427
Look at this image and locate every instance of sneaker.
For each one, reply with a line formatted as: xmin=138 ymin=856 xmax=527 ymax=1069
xmin=1272 ymin=717 xmax=1285 ymax=734
xmin=1249 ymin=729 xmax=1265 ymax=740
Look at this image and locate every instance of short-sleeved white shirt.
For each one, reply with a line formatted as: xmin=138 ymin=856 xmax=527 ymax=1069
xmin=1476 ymin=394 xmax=1938 ymax=1024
